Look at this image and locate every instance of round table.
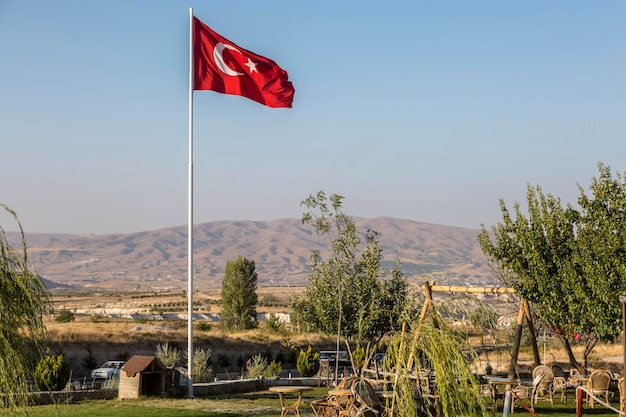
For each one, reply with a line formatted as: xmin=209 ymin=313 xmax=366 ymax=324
xmin=269 ymin=385 xmax=313 ymax=417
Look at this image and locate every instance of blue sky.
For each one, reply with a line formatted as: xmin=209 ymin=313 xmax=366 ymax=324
xmin=1 ymin=1 xmax=625 ymax=234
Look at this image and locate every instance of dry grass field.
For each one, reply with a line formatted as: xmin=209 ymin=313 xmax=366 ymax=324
xmin=45 ymin=287 xmax=338 ymax=377
xmin=44 ymin=288 xmax=625 ymax=379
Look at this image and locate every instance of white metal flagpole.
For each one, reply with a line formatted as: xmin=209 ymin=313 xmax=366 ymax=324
xmin=187 ymin=6 xmax=195 ymax=399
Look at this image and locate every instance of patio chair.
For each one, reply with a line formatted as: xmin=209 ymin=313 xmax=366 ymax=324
xmin=551 ymin=365 xmax=567 ymax=402
xmin=586 ymin=369 xmax=612 ymax=408
xmin=352 ymin=378 xmax=385 ymax=417
xmin=311 ymin=377 xmax=358 ymax=417
xmin=510 ymin=378 xmax=538 ymax=413
xmin=531 ymin=365 xmax=554 ymax=405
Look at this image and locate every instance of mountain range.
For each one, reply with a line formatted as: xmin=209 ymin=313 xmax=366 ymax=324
xmin=7 ymin=217 xmax=498 ymax=291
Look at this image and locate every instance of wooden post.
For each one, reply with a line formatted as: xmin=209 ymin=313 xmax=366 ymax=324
xmin=522 ymin=300 xmax=541 ymax=366
xmin=508 ymin=303 xmax=525 ymax=379
xmin=576 ymin=387 xmax=583 ymax=417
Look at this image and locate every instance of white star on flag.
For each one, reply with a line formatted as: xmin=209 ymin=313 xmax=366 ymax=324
xmin=244 ymin=58 xmax=258 ymax=73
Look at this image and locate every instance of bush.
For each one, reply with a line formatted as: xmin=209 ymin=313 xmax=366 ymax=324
xmin=82 ymin=346 xmax=98 ymax=372
xmin=196 ymin=321 xmax=212 ymax=331
xmin=55 ymin=309 xmax=74 ymax=323
xmin=156 ymin=342 xmax=181 ymax=368
xmin=34 ymin=352 xmax=71 ymax=391
xmin=296 ymin=346 xmax=320 ymax=377
xmin=247 ymin=354 xmax=267 ymax=379
xmin=185 ymin=348 xmax=212 ymax=382
xmin=264 ymin=360 xmax=282 ymax=378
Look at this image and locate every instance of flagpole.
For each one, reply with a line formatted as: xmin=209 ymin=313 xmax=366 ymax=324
xmin=187 ymin=6 xmax=195 ymax=399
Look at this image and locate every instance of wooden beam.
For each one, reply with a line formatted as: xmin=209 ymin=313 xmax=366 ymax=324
xmin=430 ymin=285 xmax=515 ymax=295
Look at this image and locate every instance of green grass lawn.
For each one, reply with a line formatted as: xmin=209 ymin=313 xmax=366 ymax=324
xmin=1 ymin=387 xmax=620 ymax=417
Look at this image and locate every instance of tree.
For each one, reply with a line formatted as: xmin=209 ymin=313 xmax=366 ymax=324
xmin=296 ymin=345 xmax=320 ymax=377
xmin=478 ymin=163 xmax=626 ymax=372
xmin=34 ymin=352 xmax=71 ymax=391
xmin=291 ymin=191 xmax=411 ymax=374
xmin=0 ymin=204 xmax=49 ymax=409
xmin=220 ymin=256 xmax=258 ymax=331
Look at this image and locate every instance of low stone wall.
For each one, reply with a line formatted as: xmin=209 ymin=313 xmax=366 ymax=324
xmin=32 ymin=389 xmax=118 ymax=405
xmin=193 ymin=377 xmax=324 ymax=397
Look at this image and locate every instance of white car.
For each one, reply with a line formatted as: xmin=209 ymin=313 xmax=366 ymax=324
xmin=91 ymin=360 xmax=126 ymax=379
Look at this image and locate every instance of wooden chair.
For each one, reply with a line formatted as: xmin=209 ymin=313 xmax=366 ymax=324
xmin=586 ymin=369 xmax=612 ymax=408
xmin=532 ymin=365 xmax=554 ymax=405
xmin=551 ymin=365 xmax=567 ymax=402
xmin=352 ymin=379 xmax=385 ymax=417
xmin=311 ymin=377 xmax=357 ymax=417
xmin=510 ymin=379 xmax=538 ymax=413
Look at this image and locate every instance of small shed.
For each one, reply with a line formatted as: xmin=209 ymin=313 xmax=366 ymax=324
xmin=118 ymin=355 xmax=167 ymax=399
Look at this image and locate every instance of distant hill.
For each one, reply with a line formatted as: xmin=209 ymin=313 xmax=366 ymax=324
xmin=6 ymin=217 xmax=497 ymax=291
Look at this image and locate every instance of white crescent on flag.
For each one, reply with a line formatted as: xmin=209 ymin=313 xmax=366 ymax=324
xmin=213 ymin=42 xmax=243 ymax=76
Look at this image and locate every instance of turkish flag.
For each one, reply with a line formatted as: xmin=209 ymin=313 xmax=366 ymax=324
xmin=193 ymin=17 xmax=295 ymax=108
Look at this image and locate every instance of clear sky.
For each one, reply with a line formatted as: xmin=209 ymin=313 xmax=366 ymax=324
xmin=1 ymin=1 xmax=625 ymax=234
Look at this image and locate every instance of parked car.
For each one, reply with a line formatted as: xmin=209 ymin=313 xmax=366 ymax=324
xmin=91 ymin=360 xmax=126 ymax=379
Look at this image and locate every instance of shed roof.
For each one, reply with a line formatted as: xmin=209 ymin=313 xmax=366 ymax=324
xmin=121 ymin=355 xmax=166 ymax=378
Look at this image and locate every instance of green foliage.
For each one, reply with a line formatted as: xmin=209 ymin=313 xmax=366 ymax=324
xmin=246 ymin=354 xmax=267 ymax=379
xmin=217 ymin=353 xmax=230 ymax=370
xmin=387 ymin=318 xmax=488 ymax=417
xmin=478 ymin=163 xmax=626 ymax=372
xmin=82 ymin=345 xmax=99 ymax=372
xmin=55 ymin=309 xmax=75 ymax=323
xmin=186 ymin=347 xmax=212 ymax=383
xmin=195 ymin=321 xmax=212 ymax=331
xmin=264 ymin=360 xmax=282 ymax=378
xmin=468 ymin=304 xmax=498 ymax=334
xmin=291 ymin=191 xmax=413 ymax=368
xmin=220 ymin=256 xmax=258 ymax=331
xmin=156 ymin=342 xmax=181 ymax=368
xmin=265 ymin=315 xmax=286 ymax=335
xmin=351 ymin=345 xmax=366 ymax=371
xmin=34 ymin=352 xmax=71 ymax=391
xmin=0 ymin=204 xmax=49 ymax=408
xmin=296 ymin=346 xmax=320 ymax=377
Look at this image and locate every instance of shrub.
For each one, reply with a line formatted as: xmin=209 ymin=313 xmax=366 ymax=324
xmin=185 ymin=348 xmax=212 ymax=382
xmin=296 ymin=346 xmax=320 ymax=377
xmin=264 ymin=360 xmax=282 ymax=378
xmin=55 ymin=309 xmax=74 ymax=323
xmin=195 ymin=321 xmax=212 ymax=332
xmin=352 ymin=345 xmax=366 ymax=371
xmin=217 ymin=353 xmax=230 ymax=370
xmin=34 ymin=352 xmax=71 ymax=391
xmin=156 ymin=342 xmax=181 ymax=368
xmin=246 ymin=354 xmax=267 ymax=379
xmin=82 ymin=346 xmax=98 ymax=372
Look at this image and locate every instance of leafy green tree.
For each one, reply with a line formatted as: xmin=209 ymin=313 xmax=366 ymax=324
xmin=0 ymin=204 xmax=49 ymax=408
xmin=220 ymin=256 xmax=258 ymax=331
xmin=291 ymin=191 xmax=411 ymax=373
xmin=34 ymin=352 xmax=71 ymax=391
xmin=55 ymin=309 xmax=75 ymax=323
xmin=478 ymin=163 xmax=626 ymax=372
xmin=296 ymin=346 xmax=320 ymax=377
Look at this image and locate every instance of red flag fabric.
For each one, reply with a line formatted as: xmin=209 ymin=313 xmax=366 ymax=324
xmin=193 ymin=17 xmax=295 ymax=108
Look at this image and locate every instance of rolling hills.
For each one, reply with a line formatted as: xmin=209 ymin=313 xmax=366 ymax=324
xmin=7 ymin=217 xmax=498 ymax=291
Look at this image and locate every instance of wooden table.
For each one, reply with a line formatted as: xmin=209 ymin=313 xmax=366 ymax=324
xmin=327 ymin=388 xmax=357 ymax=416
xmin=269 ymin=386 xmax=313 ymax=417
xmin=487 ymin=377 xmax=522 ymax=411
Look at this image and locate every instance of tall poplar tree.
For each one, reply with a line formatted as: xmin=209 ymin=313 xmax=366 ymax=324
xmin=220 ymin=256 xmax=258 ymax=331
